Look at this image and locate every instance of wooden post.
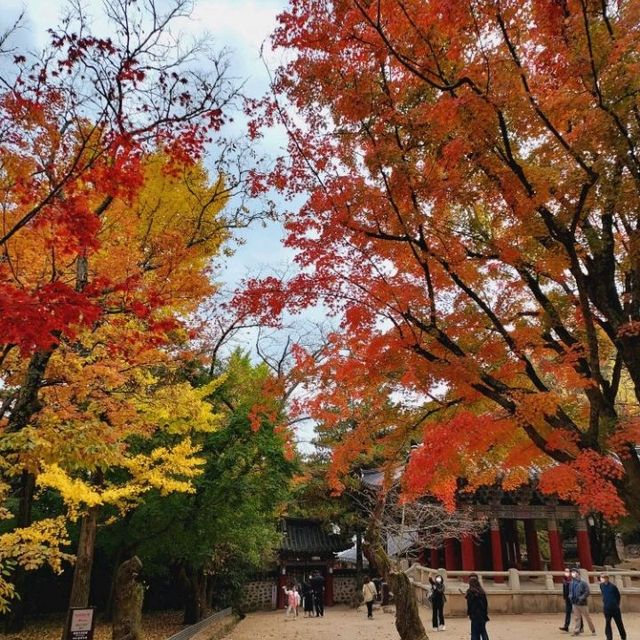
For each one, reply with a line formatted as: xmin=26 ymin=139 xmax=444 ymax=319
xmin=430 ymin=547 xmax=440 ymax=569
xmin=277 ymin=566 xmax=287 ymax=609
xmin=490 ymin=518 xmax=505 ymax=583
xmin=326 ymin=566 xmax=334 ymax=606
xmin=576 ymin=519 xmax=593 ymax=571
xmin=524 ymin=520 xmax=542 ymax=570
xmin=461 ymin=534 xmax=475 ymax=572
xmin=547 ymin=518 xmax=564 ymax=583
xmin=444 ymin=538 xmax=457 ymax=571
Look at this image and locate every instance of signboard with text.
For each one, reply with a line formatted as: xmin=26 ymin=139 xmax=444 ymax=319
xmin=65 ymin=607 xmax=96 ymax=640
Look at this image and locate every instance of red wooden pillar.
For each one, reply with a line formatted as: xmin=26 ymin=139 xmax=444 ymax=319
xmin=524 ymin=519 xmax=542 ymax=570
xmin=444 ymin=538 xmax=457 ymax=571
xmin=430 ymin=547 xmax=440 ymax=569
xmin=461 ymin=533 xmax=475 ymax=572
xmin=326 ymin=566 xmax=334 ymax=606
xmin=277 ymin=566 xmax=288 ymax=608
xmin=490 ymin=518 xmax=504 ymax=583
xmin=547 ymin=518 xmax=564 ymax=582
xmin=473 ymin=536 xmax=484 ymax=570
xmin=576 ymin=519 xmax=593 ymax=571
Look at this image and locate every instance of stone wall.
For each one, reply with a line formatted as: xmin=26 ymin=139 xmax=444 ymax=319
xmin=333 ymin=574 xmax=358 ymax=604
xmin=243 ymin=579 xmax=277 ymax=611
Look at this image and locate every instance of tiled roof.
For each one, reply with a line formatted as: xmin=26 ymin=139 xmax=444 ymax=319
xmin=278 ymin=518 xmax=351 ymax=554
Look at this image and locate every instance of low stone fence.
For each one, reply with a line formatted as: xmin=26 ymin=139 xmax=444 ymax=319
xmin=406 ymin=564 xmax=640 ymax=616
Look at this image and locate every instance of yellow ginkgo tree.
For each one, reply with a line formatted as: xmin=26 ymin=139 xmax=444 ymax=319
xmin=0 ymin=151 xmax=234 ymax=616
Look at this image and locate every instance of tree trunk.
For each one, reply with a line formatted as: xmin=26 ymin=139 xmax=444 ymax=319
xmin=112 ymin=556 xmax=144 ymax=640
xmin=363 ymin=507 xmax=429 ymax=640
xmin=3 ymin=348 xmax=57 ymax=632
xmin=183 ymin=567 xmax=207 ymax=624
xmin=68 ymin=508 xmax=99 ymax=608
xmin=105 ymin=545 xmax=125 ymax=622
xmin=4 ymin=472 xmax=37 ymax=632
xmin=356 ymin=528 xmax=363 ymax=577
xmin=389 ymin=571 xmax=429 ymax=640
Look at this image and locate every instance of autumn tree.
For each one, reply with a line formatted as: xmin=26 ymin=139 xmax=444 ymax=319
xmin=247 ymin=0 xmax=640 ymax=523
xmin=0 ymin=0 xmax=265 ymax=627
xmin=103 ymin=351 xmax=297 ymax=623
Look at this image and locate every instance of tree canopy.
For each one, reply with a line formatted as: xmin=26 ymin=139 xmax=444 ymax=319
xmin=246 ymin=0 xmax=640 ymax=522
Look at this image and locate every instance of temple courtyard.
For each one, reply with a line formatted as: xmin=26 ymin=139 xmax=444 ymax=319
xmin=225 ymin=606 xmax=639 ymax=639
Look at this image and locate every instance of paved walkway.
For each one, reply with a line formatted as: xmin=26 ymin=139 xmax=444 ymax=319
xmin=225 ymin=606 xmax=637 ymax=639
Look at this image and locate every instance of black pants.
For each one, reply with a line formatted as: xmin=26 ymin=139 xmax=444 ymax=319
xmin=313 ymin=591 xmax=324 ymax=617
xmin=604 ymin=607 xmax=626 ymax=640
xmin=432 ymin=600 xmax=444 ymax=628
xmin=470 ymin=619 xmax=489 ymax=640
xmin=366 ymin=601 xmax=373 ymax=618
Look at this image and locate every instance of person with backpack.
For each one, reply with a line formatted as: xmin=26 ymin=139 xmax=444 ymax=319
xmin=429 ymin=573 xmax=446 ymax=631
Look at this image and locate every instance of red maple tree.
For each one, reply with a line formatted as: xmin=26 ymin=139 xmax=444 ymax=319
xmin=246 ymin=0 xmax=640 ymax=521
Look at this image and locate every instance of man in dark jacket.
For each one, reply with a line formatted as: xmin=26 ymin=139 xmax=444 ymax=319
xmin=570 ymin=569 xmax=596 ymax=636
xmin=599 ymin=573 xmax=627 ymax=640
xmin=561 ymin=567 xmax=583 ymax=632
xmin=310 ymin=570 xmax=325 ymax=617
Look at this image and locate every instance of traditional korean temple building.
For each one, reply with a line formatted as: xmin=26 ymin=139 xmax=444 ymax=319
xmin=427 ymin=484 xmax=593 ymax=578
xmin=360 ymin=469 xmax=594 ymax=578
xmin=275 ymin=517 xmax=352 ymax=608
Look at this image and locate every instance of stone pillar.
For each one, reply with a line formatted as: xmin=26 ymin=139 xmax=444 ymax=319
xmin=490 ymin=518 xmax=505 ymax=583
xmin=444 ymin=538 xmax=457 ymax=571
xmin=326 ymin=565 xmax=334 ymax=606
xmin=547 ymin=518 xmax=564 ymax=582
xmin=461 ymin=533 xmax=475 ymax=572
xmin=430 ymin=547 xmax=440 ymax=569
xmin=576 ymin=518 xmax=594 ymax=571
xmin=277 ymin=566 xmax=287 ymax=608
xmin=524 ymin=519 xmax=542 ymax=570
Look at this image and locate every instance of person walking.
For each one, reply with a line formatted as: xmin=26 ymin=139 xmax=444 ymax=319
xmin=301 ymin=577 xmax=314 ymax=617
xmin=310 ymin=570 xmax=325 ymax=617
xmin=570 ymin=568 xmax=596 ymax=636
xmin=362 ymin=575 xmax=378 ymax=619
xmin=282 ymin=584 xmax=298 ymax=620
xmin=466 ymin=574 xmax=489 ymax=640
xmin=561 ymin=567 xmax=583 ymax=632
xmin=600 ymin=573 xmax=627 ymax=640
xmin=429 ymin=573 xmax=446 ymax=631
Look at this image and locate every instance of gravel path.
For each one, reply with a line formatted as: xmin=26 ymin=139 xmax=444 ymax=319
xmin=225 ymin=606 xmax=638 ymax=640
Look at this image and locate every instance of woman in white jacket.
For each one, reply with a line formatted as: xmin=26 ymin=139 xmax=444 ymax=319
xmin=362 ymin=576 xmax=378 ymax=619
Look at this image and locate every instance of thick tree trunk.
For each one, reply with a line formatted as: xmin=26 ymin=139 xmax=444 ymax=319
xmin=112 ymin=556 xmax=144 ymax=640
xmin=68 ymin=508 xmax=99 ymax=608
xmin=389 ymin=571 xmax=429 ymax=640
xmin=364 ymin=510 xmax=429 ymax=640
xmin=183 ymin=567 xmax=207 ymax=624
xmin=3 ymin=348 xmax=56 ymax=632
xmin=620 ymin=448 xmax=640 ymax=523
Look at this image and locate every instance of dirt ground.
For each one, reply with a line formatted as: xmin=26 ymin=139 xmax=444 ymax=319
xmin=224 ymin=605 xmax=637 ymax=640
